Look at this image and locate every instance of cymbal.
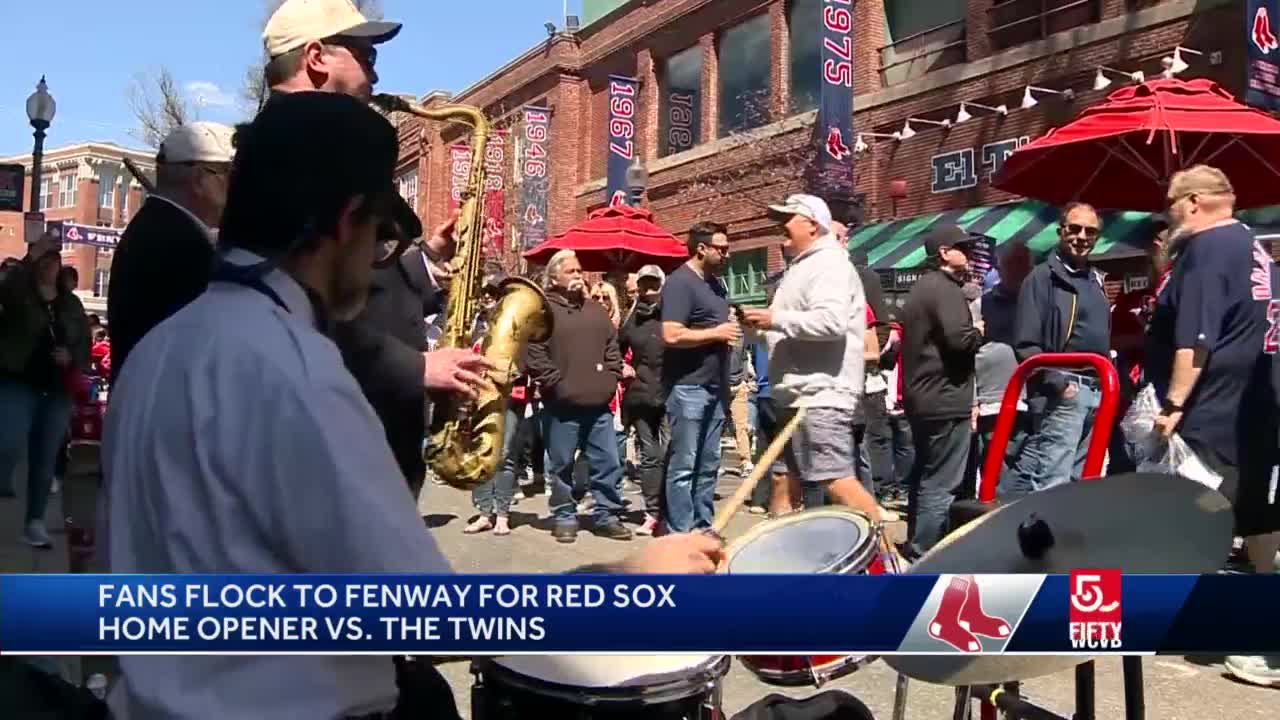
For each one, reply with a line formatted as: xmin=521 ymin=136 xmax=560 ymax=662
xmin=886 ymin=473 xmax=1232 ymax=686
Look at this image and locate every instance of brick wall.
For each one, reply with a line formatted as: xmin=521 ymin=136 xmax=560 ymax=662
xmin=405 ymin=0 xmax=1237 ymax=277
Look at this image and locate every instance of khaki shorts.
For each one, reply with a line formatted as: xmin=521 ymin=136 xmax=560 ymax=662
xmin=771 ymin=406 xmax=857 ymax=484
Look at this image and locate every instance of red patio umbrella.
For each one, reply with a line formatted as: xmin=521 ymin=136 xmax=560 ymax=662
xmin=994 ymin=78 xmax=1280 ymax=211
xmin=523 ymin=204 xmax=688 ymax=273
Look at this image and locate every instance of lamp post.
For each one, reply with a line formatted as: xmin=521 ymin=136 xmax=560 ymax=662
xmin=25 ymin=76 xmax=56 ymax=213
xmin=625 ymin=156 xmax=649 ymax=207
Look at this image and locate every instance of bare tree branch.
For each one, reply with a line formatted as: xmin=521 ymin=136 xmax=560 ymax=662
xmin=127 ymin=68 xmax=196 ymax=149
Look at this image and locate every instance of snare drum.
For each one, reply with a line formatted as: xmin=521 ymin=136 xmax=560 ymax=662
xmin=723 ymin=506 xmax=894 ymax=687
xmin=472 ymin=654 xmax=729 ymax=719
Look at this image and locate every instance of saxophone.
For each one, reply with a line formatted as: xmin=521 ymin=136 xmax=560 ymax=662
xmin=373 ymin=94 xmax=553 ymax=490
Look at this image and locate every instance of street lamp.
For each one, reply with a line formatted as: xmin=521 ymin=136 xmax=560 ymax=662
xmin=625 ymin=156 xmax=649 ymax=206
xmin=25 ymin=76 xmax=56 ymax=213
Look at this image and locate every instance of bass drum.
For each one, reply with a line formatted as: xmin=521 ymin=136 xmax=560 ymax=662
xmin=472 ymin=654 xmax=729 ymax=719
xmin=723 ymin=506 xmax=895 ymax=687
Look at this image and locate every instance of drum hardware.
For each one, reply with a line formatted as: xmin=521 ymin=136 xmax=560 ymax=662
xmin=887 ymin=354 xmax=1229 ymax=720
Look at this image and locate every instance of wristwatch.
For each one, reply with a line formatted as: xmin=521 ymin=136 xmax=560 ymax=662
xmin=1161 ymin=398 xmax=1184 ymax=414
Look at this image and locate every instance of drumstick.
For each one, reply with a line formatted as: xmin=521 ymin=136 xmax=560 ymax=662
xmin=710 ymin=406 xmax=807 ymax=536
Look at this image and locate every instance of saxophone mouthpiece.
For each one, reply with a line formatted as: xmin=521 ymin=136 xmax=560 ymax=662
xmin=371 ymin=93 xmax=409 ymax=114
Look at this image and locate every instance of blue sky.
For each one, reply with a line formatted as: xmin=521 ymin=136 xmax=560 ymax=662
xmin=1 ymin=0 xmax=581 ymax=156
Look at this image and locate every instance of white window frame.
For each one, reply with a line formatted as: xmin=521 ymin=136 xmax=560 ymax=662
xmin=98 ymin=168 xmax=116 ymax=210
xmin=59 ymin=171 xmax=78 ymax=208
xmin=39 ymin=177 xmax=52 ymax=210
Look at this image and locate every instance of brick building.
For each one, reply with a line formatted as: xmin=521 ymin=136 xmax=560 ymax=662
xmin=394 ymin=0 xmax=1252 ymax=306
xmin=0 ymin=141 xmax=153 ymax=313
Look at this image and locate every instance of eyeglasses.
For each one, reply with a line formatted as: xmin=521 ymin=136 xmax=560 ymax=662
xmin=1166 ymin=191 xmax=1195 ymax=208
xmin=1061 ymin=223 xmax=1100 ymax=239
xmin=324 ymin=37 xmax=377 ymax=70
xmin=707 ymin=243 xmax=731 ymax=255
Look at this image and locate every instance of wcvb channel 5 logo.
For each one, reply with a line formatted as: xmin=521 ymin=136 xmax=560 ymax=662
xmin=1069 ymin=569 xmax=1122 ymax=649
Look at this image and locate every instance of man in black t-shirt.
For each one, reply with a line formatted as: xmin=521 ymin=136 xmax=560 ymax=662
xmin=1148 ymin=166 xmax=1278 ymax=570
xmin=660 ymin=221 xmax=741 ymax=533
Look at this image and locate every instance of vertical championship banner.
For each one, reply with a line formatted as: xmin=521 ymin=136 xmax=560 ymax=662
xmin=666 ymin=89 xmax=698 ymax=156
xmin=606 ymin=75 xmax=639 ymax=206
xmin=813 ymin=0 xmax=855 ymax=200
xmin=483 ymin=129 xmax=507 ymax=258
xmin=448 ymin=144 xmax=472 ymax=214
xmin=1247 ymin=1 xmax=1280 ymax=110
xmin=520 ymin=107 xmax=551 ymax=249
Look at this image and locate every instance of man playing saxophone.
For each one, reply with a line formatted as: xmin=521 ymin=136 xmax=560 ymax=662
xmin=262 ymin=0 xmax=490 ymax=490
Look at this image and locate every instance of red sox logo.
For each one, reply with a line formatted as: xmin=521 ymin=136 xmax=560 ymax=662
xmin=825 ymin=127 xmax=851 ymax=161
xmin=1255 ymin=6 xmax=1279 ymax=53
xmin=524 ymin=204 xmax=544 ymax=226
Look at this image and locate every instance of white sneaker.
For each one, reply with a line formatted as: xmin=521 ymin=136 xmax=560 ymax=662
xmin=22 ymin=519 xmax=52 ymax=549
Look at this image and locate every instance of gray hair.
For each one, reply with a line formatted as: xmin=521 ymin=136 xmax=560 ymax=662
xmin=543 ymin=249 xmax=577 ymax=289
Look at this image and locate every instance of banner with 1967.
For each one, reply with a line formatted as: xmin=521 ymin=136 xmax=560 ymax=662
xmin=1 ymin=574 xmax=1276 ymax=655
xmin=606 ymin=75 xmax=639 ymax=206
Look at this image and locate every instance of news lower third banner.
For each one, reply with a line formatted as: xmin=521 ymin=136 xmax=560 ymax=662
xmin=1 ymin=574 xmax=1277 ymax=655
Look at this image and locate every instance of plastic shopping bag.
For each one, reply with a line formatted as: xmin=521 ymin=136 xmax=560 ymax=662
xmin=1120 ymin=384 xmax=1160 ymax=468
xmin=1137 ymin=432 xmax=1224 ymax=491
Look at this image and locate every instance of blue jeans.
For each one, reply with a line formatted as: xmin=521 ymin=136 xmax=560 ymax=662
xmin=543 ymin=405 xmax=626 ymax=525
xmin=906 ymin=417 xmax=971 ymax=557
xmin=1009 ymin=380 xmax=1101 ymax=497
xmin=471 ymin=404 xmax=525 ymax=517
xmin=664 ymin=385 xmax=725 ymax=532
xmin=0 ymin=378 xmax=73 ymax=523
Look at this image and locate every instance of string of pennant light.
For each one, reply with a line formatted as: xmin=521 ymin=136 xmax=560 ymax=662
xmin=853 ymin=45 xmax=1206 ymax=154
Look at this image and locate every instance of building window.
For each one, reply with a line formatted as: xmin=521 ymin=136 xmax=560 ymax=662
xmin=59 ymin=171 xmax=78 ymax=208
xmin=98 ymin=167 xmax=117 ymax=209
xmin=989 ymin=0 xmax=1101 ymax=50
xmin=725 ymin=247 xmax=769 ymax=305
xmin=397 ymin=169 xmax=418 ymax=211
xmin=659 ymin=45 xmax=704 ymax=157
xmin=39 ymin=177 xmax=53 ymax=210
xmin=880 ymin=0 xmax=967 ymax=86
xmin=788 ymin=0 xmax=822 ymax=114
xmin=93 ymin=268 xmax=109 ymax=297
xmin=718 ymin=14 xmax=773 ymax=136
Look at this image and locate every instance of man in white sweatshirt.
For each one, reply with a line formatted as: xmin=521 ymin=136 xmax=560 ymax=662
xmin=742 ymin=194 xmax=881 ymax=520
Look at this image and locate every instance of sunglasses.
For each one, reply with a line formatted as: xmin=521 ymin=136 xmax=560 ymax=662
xmin=325 ymin=37 xmax=377 ymax=69
xmin=1061 ymin=223 xmax=1100 ymax=239
xmin=706 ymin=243 xmax=731 ymax=255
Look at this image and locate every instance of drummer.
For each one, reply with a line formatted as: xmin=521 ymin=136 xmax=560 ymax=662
xmin=741 ymin=194 xmax=882 ymax=521
xmin=101 ymin=92 xmax=723 ymax=720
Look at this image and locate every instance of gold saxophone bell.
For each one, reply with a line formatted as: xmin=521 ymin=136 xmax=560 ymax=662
xmin=372 ymin=94 xmax=554 ymax=491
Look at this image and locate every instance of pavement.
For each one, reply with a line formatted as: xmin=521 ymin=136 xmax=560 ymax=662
xmin=3 ymin=447 xmax=1277 ymax=718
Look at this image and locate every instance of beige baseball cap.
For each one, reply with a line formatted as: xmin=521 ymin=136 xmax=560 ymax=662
xmin=158 ymin=122 xmax=236 ymax=164
xmin=264 ymin=0 xmax=402 ymax=58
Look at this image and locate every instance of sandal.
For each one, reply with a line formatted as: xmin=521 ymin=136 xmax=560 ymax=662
xmin=464 ymin=516 xmax=494 ymax=534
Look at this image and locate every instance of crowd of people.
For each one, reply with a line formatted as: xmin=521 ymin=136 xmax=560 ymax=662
xmin=1 ymin=1 xmax=1279 ymax=717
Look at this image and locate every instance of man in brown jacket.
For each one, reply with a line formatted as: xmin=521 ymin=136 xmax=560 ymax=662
xmin=526 ymin=250 xmax=632 ymax=543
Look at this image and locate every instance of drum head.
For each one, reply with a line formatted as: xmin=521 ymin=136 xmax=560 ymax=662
xmin=723 ymin=507 xmax=876 ymax=574
xmin=489 ymin=655 xmax=725 ymax=689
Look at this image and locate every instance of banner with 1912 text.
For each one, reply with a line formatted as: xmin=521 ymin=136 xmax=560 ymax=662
xmin=519 ymin=107 xmax=551 ymax=249
xmin=606 ymin=75 xmax=639 ymax=206
xmin=812 ymin=0 xmax=855 ymax=199
xmin=482 ymin=129 xmax=507 ymax=257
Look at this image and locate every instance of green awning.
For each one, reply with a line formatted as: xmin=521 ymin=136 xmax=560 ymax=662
xmin=849 ymin=201 xmax=1163 ymax=271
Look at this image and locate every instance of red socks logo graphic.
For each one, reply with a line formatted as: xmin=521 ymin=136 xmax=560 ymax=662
xmin=1255 ymin=8 xmax=1279 ymax=54
xmin=928 ymin=575 xmax=1013 ymax=653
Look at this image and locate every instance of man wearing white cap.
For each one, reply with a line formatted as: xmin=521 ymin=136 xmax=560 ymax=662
xmin=262 ymin=0 xmax=402 ymax=102
xmin=107 ymin=121 xmax=235 ymax=381
xmin=742 ymin=194 xmax=882 ymax=521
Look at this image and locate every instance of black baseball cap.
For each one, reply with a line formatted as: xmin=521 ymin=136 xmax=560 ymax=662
xmin=221 ymin=91 xmax=420 ymax=255
xmin=922 ymin=224 xmax=974 ymax=257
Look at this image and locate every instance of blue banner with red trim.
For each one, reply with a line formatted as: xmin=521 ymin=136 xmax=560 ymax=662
xmin=813 ymin=0 xmax=856 ymax=200
xmin=519 ymin=106 xmax=551 ymax=249
xmin=606 ymin=75 xmax=640 ymax=206
xmin=1247 ymin=0 xmax=1280 ymax=110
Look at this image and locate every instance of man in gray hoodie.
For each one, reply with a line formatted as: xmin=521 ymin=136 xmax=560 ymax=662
xmin=742 ymin=194 xmax=881 ymax=520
